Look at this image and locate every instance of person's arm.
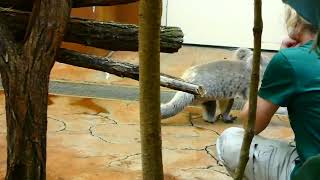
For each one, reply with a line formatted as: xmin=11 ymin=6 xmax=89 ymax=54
xmin=239 ymin=51 xmax=296 ymax=134
xmin=239 ymin=97 xmax=279 ymax=134
xmin=280 ymin=37 xmax=300 ymax=49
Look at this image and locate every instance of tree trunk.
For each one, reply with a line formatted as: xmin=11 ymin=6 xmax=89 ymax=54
xmin=0 ymin=8 xmax=183 ymax=53
xmin=57 ymin=48 xmax=204 ymax=95
xmin=0 ymin=1 xmax=71 ymax=179
xmin=139 ymin=0 xmax=164 ymax=179
xmin=0 ymin=0 xmax=139 ymax=10
xmin=234 ymin=0 xmax=263 ymax=179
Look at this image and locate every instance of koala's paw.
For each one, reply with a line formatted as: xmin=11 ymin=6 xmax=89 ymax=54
xmin=217 ymin=113 xmax=237 ymax=123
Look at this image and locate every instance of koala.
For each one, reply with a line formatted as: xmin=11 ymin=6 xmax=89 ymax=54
xmin=161 ymin=48 xmax=270 ymax=123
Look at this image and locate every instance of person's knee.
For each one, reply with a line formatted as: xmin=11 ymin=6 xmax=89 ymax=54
xmin=220 ymin=127 xmax=244 ymax=139
xmin=216 ymin=127 xmax=244 ymax=171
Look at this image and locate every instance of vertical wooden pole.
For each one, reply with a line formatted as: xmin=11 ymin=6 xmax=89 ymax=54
xmin=234 ymin=0 xmax=263 ymax=179
xmin=138 ymin=0 xmax=164 ymax=179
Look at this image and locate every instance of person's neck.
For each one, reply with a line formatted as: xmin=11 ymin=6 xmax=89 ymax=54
xmin=299 ymin=32 xmax=316 ymax=45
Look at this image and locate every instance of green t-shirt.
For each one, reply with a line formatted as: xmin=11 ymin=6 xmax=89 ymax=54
xmin=258 ymin=40 xmax=320 ymax=178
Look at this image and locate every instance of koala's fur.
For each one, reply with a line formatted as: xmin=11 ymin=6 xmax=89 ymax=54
xmin=161 ymin=48 xmax=270 ymax=123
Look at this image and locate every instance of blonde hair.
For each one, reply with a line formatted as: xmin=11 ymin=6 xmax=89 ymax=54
xmin=285 ymin=5 xmax=317 ymax=35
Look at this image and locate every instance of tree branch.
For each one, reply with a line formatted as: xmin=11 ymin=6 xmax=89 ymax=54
xmin=234 ymin=0 xmax=263 ymax=179
xmin=57 ymin=48 xmax=204 ymax=96
xmin=74 ymin=0 xmax=139 ymax=7
xmin=0 ymin=8 xmax=183 ymax=53
xmin=0 ymin=0 xmax=139 ymax=11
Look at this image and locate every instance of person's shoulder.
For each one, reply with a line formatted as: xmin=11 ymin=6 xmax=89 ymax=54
xmin=269 ymin=50 xmax=292 ymax=67
xmin=278 ymin=42 xmax=319 ymax=69
xmin=264 ymin=50 xmax=295 ymax=78
xmin=278 ymin=47 xmax=302 ymax=60
xmin=279 ymin=41 xmax=317 ymax=60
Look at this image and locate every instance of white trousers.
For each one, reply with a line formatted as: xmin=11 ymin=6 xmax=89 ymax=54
xmin=216 ymin=127 xmax=299 ymax=180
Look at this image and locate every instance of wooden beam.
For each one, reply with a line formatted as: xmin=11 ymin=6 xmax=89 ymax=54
xmin=0 ymin=0 xmax=139 ymax=11
xmin=57 ymin=48 xmax=204 ymax=96
xmin=0 ymin=8 xmax=183 ymax=53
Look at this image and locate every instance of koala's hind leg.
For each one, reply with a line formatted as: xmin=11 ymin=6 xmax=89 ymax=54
xmin=201 ymin=101 xmax=217 ymax=123
xmin=218 ymin=99 xmax=237 ymax=123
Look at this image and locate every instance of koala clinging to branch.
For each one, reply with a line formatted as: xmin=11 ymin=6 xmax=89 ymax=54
xmin=161 ymin=48 xmax=270 ymax=123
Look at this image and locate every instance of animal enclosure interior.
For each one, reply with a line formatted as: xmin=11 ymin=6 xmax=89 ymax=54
xmin=0 ymin=1 xmax=298 ymax=180
xmin=0 ymin=45 xmax=293 ymax=179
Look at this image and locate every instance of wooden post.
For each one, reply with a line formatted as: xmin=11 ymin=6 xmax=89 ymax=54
xmin=0 ymin=1 xmax=71 ymax=179
xmin=138 ymin=0 xmax=164 ymax=179
xmin=234 ymin=0 xmax=263 ymax=179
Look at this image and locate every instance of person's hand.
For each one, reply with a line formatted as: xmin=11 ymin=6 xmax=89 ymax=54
xmin=280 ymin=37 xmax=300 ymax=49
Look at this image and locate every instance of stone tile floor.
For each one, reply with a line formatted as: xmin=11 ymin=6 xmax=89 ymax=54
xmin=0 ymin=45 xmax=292 ymax=179
xmin=0 ymin=93 xmax=293 ymax=180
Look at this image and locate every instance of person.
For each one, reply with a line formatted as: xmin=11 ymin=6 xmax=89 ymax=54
xmin=282 ymin=0 xmax=320 ymax=54
xmin=216 ymin=5 xmax=319 ymax=180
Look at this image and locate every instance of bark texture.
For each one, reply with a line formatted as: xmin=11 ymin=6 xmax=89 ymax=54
xmin=0 ymin=0 xmax=139 ymax=10
xmin=0 ymin=1 xmax=71 ymax=179
xmin=234 ymin=0 xmax=263 ymax=179
xmin=57 ymin=48 xmax=204 ymax=95
xmin=0 ymin=8 xmax=183 ymax=53
xmin=138 ymin=0 xmax=164 ymax=179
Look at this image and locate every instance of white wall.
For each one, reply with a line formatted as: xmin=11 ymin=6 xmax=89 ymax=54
xmin=162 ymin=0 xmax=288 ymax=50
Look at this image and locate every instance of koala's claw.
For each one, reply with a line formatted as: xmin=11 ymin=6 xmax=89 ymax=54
xmin=217 ymin=113 xmax=237 ymax=123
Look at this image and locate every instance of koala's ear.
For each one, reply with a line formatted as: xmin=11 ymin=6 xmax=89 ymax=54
xmin=234 ymin=47 xmax=252 ymax=61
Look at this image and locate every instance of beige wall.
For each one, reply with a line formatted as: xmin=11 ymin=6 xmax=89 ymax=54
xmin=62 ymin=3 xmax=139 ymax=56
xmin=163 ymin=0 xmax=287 ymax=50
